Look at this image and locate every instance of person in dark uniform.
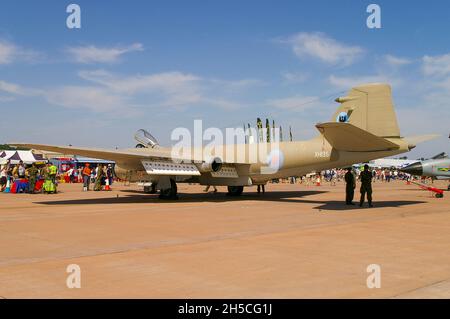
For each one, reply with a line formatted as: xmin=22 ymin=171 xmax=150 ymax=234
xmin=257 ymin=184 xmax=265 ymax=194
xmin=344 ymin=167 xmax=355 ymax=205
xmin=360 ymin=164 xmax=373 ymax=207
xmin=27 ymin=163 xmax=39 ymax=194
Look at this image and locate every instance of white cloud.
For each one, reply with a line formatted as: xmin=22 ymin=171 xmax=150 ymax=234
xmin=0 ymin=40 xmax=41 ymax=65
xmin=78 ymin=69 xmax=200 ymax=94
xmin=0 ymin=80 xmax=41 ymax=96
xmin=67 ymin=43 xmax=144 ymax=64
xmin=77 ymin=70 xmax=249 ymax=111
xmin=45 ymin=86 xmax=130 ymax=113
xmin=0 ymin=68 xmax=248 ymax=115
xmin=281 ymin=72 xmax=308 ymax=83
xmin=0 ymin=41 xmax=16 ymax=64
xmin=0 ymin=80 xmax=25 ymax=95
xmin=423 ymin=53 xmax=450 ymax=77
xmin=328 ymin=74 xmax=401 ymax=90
xmin=383 ymin=54 xmax=412 ymax=67
xmin=0 ymin=96 xmax=15 ymax=102
xmin=284 ymin=32 xmax=364 ymax=66
xmin=266 ymin=96 xmax=322 ymax=111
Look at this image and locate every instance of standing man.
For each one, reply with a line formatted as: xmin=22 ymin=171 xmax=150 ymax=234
xmin=204 ymin=185 xmax=218 ymax=193
xmin=17 ymin=161 xmax=26 ymax=179
xmin=67 ymin=166 xmax=74 ymax=183
xmin=49 ymin=162 xmax=58 ymax=192
xmin=82 ymin=163 xmax=91 ymax=191
xmin=360 ymin=164 xmax=374 ymax=207
xmin=257 ymin=184 xmax=266 ymax=194
xmin=344 ymin=167 xmax=355 ymax=205
xmin=107 ymin=164 xmax=113 ymax=186
xmin=27 ymin=163 xmax=39 ymax=194
xmin=94 ymin=164 xmax=104 ymax=191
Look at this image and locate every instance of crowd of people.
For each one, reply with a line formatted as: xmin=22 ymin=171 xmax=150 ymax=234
xmin=75 ymin=163 xmax=114 ymax=191
xmin=56 ymin=163 xmax=114 ymax=192
xmin=291 ymin=167 xmax=412 ymax=186
xmin=0 ymin=160 xmax=114 ymax=194
xmin=0 ymin=160 xmax=58 ymax=194
xmin=269 ymin=166 xmax=417 ymax=208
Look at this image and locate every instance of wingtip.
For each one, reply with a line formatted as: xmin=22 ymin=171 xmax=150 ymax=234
xmin=404 ymin=134 xmax=441 ymax=149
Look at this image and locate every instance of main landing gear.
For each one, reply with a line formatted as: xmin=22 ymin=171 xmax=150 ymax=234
xmin=159 ymin=179 xmax=178 ymax=200
xmin=227 ymin=186 xmax=244 ymax=196
xmin=143 ymin=183 xmax=157 ymax=194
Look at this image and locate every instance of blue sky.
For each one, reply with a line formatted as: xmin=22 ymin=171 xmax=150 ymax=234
xmin=1 ymin=0 xmax=450 ymax=158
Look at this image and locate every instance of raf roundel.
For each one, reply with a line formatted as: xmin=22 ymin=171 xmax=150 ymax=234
xmin=336 ymin=112 xmax=349 ymax=123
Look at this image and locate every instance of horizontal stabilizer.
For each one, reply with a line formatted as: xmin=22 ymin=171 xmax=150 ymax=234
xmin=316 ymin=122 xmax=399 ymax=152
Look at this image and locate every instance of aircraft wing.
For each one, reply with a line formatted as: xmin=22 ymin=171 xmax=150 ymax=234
xmin=315 ymin=122 xmax=400 ymax=152
xmin=9 ymin=142 xmax=251 ymax=165
xmin=9 ymin=143 xmax=179 ymax=166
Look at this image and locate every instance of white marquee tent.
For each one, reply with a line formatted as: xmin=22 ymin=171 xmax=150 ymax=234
xmin=0 ymin=150 xmax=47 ymax=165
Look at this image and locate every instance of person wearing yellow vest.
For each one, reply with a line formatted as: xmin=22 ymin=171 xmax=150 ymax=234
xmin=42 ymin=162 xmax=58 ymax=194
xmin=48 ymin=163 xmax=58 ymax=193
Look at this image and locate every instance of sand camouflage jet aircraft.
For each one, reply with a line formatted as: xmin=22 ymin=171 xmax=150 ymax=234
xmin=12 ymin=83 xmax=436 ymax=199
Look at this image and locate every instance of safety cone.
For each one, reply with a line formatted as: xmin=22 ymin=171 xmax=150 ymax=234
xmin=104 ymin=178 xmax=111 ymax=191
xmin=316 ymin=176 xmax=321 ymax=186
xmin=4 ymin=177 xmax=11 ymax=193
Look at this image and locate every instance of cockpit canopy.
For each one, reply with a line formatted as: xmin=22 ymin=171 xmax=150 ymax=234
xmin=134 ymin=129 xmax=159 ymax=148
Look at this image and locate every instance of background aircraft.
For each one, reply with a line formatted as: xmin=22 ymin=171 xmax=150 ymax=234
xmin=401 ymin=154 xmax=450 ymax=190
xmin=366 ymin=158 xmax=417 ymax=169
xmin=12 ymin=83 xmax=436 ymax=199
xmin=363 ymin=152 xmax=447 ymax=169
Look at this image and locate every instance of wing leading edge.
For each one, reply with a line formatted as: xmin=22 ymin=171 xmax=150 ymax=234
xmin=9 ymin=143 xmax=175 ymax=165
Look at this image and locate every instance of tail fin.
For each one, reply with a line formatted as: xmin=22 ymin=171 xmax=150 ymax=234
xmin=332 ymin=83 xmax=400 ymax=138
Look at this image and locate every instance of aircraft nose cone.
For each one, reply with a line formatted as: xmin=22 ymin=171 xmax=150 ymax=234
xmin=401 ymin=162 xmax=423 ymax=175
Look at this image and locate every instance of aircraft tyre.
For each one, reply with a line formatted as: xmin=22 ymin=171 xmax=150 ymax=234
xmin=159 ymin=179 xmax=178 ymax=200
xmin=144 ymin=184 xmax=157 ymax=194
xmin=227 ymin=186 xmax=244 ymax=196
xmin=435 ymin=193 xmax=444 ymax=198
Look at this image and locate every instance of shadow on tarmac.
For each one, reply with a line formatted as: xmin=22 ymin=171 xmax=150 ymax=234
xmin=34 ymin=189 xmax=426 ymax=210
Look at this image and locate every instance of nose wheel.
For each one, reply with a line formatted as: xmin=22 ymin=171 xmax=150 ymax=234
xmin=227 ymin=186 xmax=244 ymax=196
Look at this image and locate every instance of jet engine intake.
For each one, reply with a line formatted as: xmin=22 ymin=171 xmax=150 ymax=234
xmin=199 ymin=157 xmax=223 ymax=173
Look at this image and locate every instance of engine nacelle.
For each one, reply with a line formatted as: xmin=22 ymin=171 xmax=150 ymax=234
xmin=199 ymin=157 xmax=223 ymax=173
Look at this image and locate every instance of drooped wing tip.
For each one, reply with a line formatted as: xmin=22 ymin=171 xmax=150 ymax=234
xmin=404 ymin=134 xmax=440 ymax=149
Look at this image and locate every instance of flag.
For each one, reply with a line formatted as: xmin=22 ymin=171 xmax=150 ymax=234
xmin=265 ymin=118 xmax=270 ymax=142
xmin=257 ymin=118 xmax=263 ymax=142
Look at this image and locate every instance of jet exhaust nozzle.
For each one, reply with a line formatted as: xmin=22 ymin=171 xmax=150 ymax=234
xmin=400 ymin=162 xmax=423 ymax=176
